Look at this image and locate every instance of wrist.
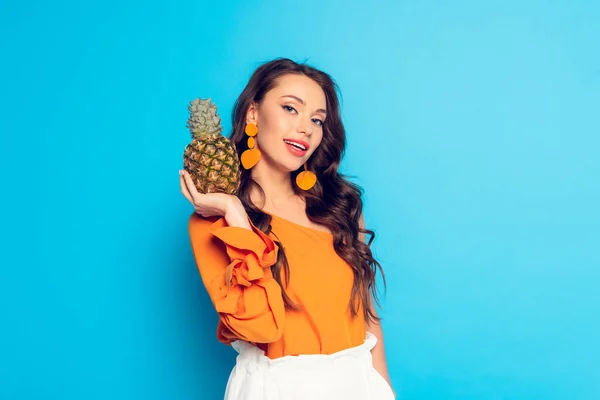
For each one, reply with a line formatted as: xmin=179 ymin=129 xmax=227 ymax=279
xmin=224 ymin=197 xmax=252 ymax=230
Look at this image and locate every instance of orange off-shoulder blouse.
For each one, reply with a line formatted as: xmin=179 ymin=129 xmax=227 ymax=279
xmin=188 ymin=212 xmax=367 ymax=359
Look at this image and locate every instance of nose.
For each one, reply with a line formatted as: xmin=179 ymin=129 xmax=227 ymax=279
xmin=298 ymin=117 xmax=313 ymax=136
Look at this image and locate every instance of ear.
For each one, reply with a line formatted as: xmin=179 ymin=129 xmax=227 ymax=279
xmin=246 ymin=102 xmax=259 ymax=125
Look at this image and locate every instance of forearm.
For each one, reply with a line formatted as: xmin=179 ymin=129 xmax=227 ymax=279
xmin=224 ymin=211 xmax=252 ymax=230
xmin=359 ymin=214 xmax=395 ymax=396
xmin=367 ymin=313 xmax=393 ymax=390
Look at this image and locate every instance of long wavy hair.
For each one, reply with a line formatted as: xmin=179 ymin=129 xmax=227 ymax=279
xmin=229 ymin=58 xmax=385 ymax=324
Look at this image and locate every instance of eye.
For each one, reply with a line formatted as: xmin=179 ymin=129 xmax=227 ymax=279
xmin=282 ymin=105 xmax=297 ymax=114
xmin=312 ymin=118 xmax=324 ymax=127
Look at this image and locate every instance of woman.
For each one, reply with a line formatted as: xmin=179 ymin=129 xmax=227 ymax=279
xmin=180 ymin=58 xmax=395 ymax=399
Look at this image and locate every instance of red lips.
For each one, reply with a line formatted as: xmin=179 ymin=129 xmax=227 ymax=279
xmin=283 ymin=138 xmax=310 ymax=151
xmin=283 ymin=138 xmax=309 ymax=157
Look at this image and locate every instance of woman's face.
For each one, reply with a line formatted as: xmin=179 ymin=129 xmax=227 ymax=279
xmin=247 ymin=74 xmax=327 ymax=172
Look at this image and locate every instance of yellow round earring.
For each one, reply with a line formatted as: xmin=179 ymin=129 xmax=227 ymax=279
xmin=296 ymin=163 xmax=317 ymax=190
xmin=240 ymin=123 xmax=261 ymax=169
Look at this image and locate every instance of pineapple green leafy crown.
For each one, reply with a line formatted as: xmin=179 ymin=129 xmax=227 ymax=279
xmin=186 ymin=98 xmax=222 ymax=137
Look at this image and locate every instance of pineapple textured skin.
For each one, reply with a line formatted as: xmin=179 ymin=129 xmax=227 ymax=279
xmin=183 ymin=98 xmax=241 ymax=194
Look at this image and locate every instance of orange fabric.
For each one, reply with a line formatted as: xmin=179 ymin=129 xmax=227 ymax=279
xmin=188 ymin=212 xmax=367 ymax=359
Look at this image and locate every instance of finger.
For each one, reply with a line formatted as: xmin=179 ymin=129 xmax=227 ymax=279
xmin=179 ymin=172 xmax=194 ymax=203
xmin=182 ymin=170 xmax=202 ymax=205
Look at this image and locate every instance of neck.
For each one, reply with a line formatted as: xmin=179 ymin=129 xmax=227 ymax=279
xmin=249 ymin=159 xmax=296 ymax=210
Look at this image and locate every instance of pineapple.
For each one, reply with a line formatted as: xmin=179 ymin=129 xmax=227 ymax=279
xmin=183 ymin=98 xmax=241 ymax=194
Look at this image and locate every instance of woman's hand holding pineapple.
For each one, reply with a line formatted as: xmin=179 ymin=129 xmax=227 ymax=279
xmin=180 ymin=169 xmax=252 ymax=230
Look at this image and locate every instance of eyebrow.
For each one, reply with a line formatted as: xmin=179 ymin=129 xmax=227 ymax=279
xmin=280 ymin=95 xmax=327 ymax=114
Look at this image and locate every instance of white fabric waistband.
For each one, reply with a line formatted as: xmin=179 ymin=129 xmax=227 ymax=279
xmin=231 ymin=331 xmax=378 ymax=366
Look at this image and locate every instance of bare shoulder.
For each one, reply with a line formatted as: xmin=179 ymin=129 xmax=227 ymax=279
xmin=358 ymin=213 xmax=367 ymax=243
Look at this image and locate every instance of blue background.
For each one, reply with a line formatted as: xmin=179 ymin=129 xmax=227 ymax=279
xmin=1 ymin=0 xmax=599 ymax=399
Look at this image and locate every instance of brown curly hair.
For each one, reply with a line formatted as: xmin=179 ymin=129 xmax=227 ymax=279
xmin=229 ymin=58 xmax=385 ymax=324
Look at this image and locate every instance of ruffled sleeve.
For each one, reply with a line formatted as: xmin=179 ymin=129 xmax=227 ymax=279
xmin=188 ymin=213 xmax=286 ymax=344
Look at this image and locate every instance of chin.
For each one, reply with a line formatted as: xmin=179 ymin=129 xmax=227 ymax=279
xmin=283 ymin=162 xmax=304 ymax=173
xmin=275 ymin=157 xmax=304 ymax=173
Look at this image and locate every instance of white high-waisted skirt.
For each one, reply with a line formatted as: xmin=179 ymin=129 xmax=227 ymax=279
xmin=224 ymin=332 xmax=395 ymax=399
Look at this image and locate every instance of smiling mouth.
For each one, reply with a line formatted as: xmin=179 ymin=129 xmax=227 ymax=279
xmin=283 ymin=139 xmax=308 ymax=151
